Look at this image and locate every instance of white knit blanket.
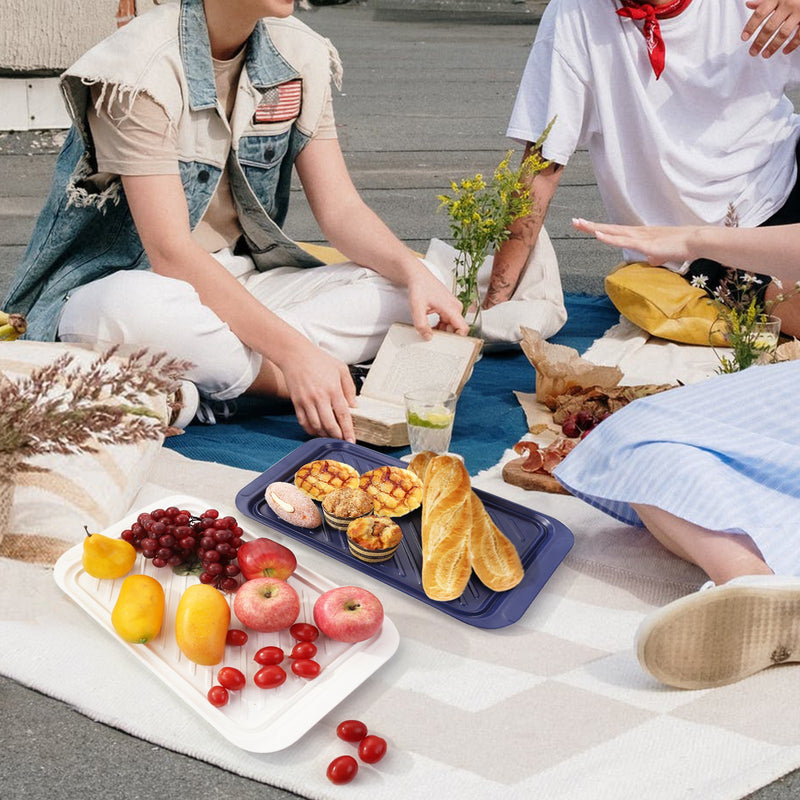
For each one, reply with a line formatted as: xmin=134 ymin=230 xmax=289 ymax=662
xmin=2 ymin=325 xmax=798 ymax=800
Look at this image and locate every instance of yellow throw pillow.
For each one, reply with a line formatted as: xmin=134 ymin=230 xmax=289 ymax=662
xmin=297 ymin=242 xmax=424 ymax=264
xmin=297 ymin=242 xmax=348 ymax=264
xmin=605 ymin=262 xmax=725 ymax=346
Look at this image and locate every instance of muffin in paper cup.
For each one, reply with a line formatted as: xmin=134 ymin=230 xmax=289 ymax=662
xmin=346 ymin=516 xmax=403 ymax=563
xmin=321 ymin=487 xmax=374 ymax=531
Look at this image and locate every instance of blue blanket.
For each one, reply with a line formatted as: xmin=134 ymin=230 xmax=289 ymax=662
xmin=164 ymin=294 xmax=619 ymax=475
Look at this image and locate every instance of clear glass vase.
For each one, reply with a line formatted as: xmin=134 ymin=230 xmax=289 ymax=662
xmin=461 ymin=293 xmax=483 ymax=338
xmin=453 ymin=253 xmax=484 ymax=338
xmin=711 ymin=312 xmax=781 ymax=373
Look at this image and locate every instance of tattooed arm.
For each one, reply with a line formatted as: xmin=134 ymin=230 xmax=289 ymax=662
xmin=483 ymin=145 xmax=564 ymax=309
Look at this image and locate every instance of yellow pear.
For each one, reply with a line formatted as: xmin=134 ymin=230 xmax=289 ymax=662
xmin=111 ymin=575 xmax=164 ymax=644
xmin=82 ymin=530 xmax=137 ymax=579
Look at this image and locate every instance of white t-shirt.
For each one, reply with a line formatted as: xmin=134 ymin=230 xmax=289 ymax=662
xmin=508 ymin=0 xmax=800 ymax=258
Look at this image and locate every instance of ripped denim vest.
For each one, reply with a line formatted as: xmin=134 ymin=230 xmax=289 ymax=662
xmin=4 ymin=0 xmax=340 ymax=341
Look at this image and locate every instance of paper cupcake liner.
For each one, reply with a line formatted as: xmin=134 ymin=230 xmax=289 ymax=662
xmin=322 ymin=509 xmax=372 ymax=531
xmin=347 ymin=540 xmax=400 ymax=563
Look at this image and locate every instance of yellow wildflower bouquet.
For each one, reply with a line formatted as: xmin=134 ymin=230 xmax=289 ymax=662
xmin=696 ymin=203 xmax=797 ymax=372
xmin=438 ymin=120 xmax=554 ymax=332
xmin=703 ymin=273 xmax=796 ymax=373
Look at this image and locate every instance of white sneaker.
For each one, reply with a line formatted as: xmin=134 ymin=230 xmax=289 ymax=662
xmin=168 ymin=380 xmax=200 ymax=430
xmin=635 ymin=574 xmax=800 ymax=689
xmin=195 ymin=398 xmax=238 ymax=425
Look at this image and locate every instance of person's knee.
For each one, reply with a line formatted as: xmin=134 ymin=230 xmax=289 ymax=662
xmin=58 ymin=270 xmax=260 ymax=399
xmin=60 ymin=270 xmax=197 ymax=344
xmin=278 ymin=280 xmax=411 ymax=365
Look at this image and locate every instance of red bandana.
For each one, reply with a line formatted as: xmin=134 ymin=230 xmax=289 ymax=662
xmin=617 ymin=0 xmax=693 ymax=80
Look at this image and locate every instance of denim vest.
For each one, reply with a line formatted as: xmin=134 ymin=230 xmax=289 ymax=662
xmin=5 ymin=0 xmax=339 ymax=341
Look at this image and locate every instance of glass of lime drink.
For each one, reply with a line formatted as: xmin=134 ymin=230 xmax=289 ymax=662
xmin=752 ymin=315 xmax=781 ymax=352
xmin=403 ymin=388 xmax=457 ymax=454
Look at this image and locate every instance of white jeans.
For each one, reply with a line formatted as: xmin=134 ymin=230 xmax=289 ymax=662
xmin=58 ymin=249 xmax=450 ymax=401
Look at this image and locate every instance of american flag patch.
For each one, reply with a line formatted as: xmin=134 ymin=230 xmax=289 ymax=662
xmin=253 ymin=79 xmax=302 ymax=124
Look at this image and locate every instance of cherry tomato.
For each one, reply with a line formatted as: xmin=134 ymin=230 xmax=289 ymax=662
xmin=290 ymin=641 xmax=318 ymax=660
xmin=290 ymin=622 xmax=319 ymax=642
xmin=217 ymin=666 xmax=246 ymax=692
xmin=207 ymin=685 xmax=229 ymax=707
xmin=358 ymin=735 xmax=387 ymax=764
xmin=226 ymin=629 xmax=248 ymax=647
xmin=326 ymin=755 xmax=358 ymax=785
xmin=291 ymin=658 xmax=321 ymax=679
xmin=254 ymin=646 xmax=285 ymax=666
xmin=254 ymin=665 xmax=287 ymax=689
xmin=337 ymin=719 xmax=368 ymax=743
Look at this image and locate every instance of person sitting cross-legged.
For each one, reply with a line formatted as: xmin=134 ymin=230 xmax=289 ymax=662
xmin=3 ymin=0 xmax=468 ymax=442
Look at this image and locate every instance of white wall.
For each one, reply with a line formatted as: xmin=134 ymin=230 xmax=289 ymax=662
xmin=0 ymin=0 xmax=121 ymax=73
xmin=0 ymin=1 xmax=161 ymax=130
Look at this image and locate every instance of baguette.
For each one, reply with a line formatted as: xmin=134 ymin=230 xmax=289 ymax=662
xmin=420 ymin=454 xmax=473 ymax=601
xmin=408 ymin=450 xmax=436 ymax=483
xmin=469 ymin=492 xmax=524 ymax=592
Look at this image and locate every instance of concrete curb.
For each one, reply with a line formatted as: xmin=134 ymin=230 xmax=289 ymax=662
xmin=372 ymin=0 xmax=547 ymax=24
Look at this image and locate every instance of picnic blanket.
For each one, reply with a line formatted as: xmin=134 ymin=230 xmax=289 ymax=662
xmin=3 ymin=445 xmax=799 ymax=800
xmin=2 ymin=296 xmax=799 ymax=799
xmin=162 ymin=294 xmax=622 ymax=476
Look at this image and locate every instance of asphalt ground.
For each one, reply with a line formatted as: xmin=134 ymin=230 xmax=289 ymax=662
xmin=0 ymin=1 xmax=611 ymax=300
xmin=1 ymin=3 xmax=798 ymax=799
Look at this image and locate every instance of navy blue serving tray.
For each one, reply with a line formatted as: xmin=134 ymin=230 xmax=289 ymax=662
xmin=235 ymin=439 xmax=573 ymax=629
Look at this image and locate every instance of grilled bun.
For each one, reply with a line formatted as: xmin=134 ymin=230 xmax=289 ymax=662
xmin=294 ymin=459 xmax=359 ymax=500
xmin=358 ymin=466 xmax=423 ymax=517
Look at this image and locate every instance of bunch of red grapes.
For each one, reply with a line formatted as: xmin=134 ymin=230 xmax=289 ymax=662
xmin=120 ymin=506 xmax=243 ymax=592
xmin=560 ymin=409 xmax=611 ymax=439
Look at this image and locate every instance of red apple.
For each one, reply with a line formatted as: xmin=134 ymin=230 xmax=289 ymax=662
xmin=237 ymin=537 xmax=297 ymax=581
xmin=234 ymin=577 xmax=300 ymax=633
xmin=313 ymin=586 xmax=384 ymax=644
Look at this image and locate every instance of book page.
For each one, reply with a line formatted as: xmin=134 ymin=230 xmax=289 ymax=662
xmin=352 ymin=395 xmax=405 ymax=425
xmin=361 ymin=324 xmax=481 ymax=405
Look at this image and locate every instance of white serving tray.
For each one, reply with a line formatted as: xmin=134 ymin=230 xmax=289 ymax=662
xmin=53 ymin=494 xmax=400 ymax=753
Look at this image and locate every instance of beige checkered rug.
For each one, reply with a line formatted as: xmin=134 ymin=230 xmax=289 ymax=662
xmin=2 ymin=444 xmax=799 ymax=800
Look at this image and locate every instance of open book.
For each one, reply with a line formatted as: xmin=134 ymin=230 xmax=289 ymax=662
xmin=352 ymin=323 xmax=484 ymax=447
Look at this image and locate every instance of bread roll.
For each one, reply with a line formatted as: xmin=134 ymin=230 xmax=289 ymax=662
xmin=265 ymin=482 xmax=322 ymax=528
xmin=420 ymin=455 xmax=473 ymax=601
xmin=469 ymin=493 xmax=524 ymax=592
xmin=358 ymin=466 xmax=423 ymax=517
xmin=294 ymin=459 xmax=359 ymax=499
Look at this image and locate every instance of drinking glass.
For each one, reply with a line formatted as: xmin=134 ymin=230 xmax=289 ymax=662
xmin=752 ymin=315 xmax=781 ymax=352
xmin=403 ymin=388 xmax=457 ymax=455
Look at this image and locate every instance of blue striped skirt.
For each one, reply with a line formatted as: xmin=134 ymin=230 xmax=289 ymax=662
xmin=553 ymin=360 xmax=800 ymax=576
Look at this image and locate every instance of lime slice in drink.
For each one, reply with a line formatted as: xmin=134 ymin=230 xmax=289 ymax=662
xmin=406 ymin=410 xmax=454 ymax=429
xmin=753 ymin=333 xmax=778 ymax=349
